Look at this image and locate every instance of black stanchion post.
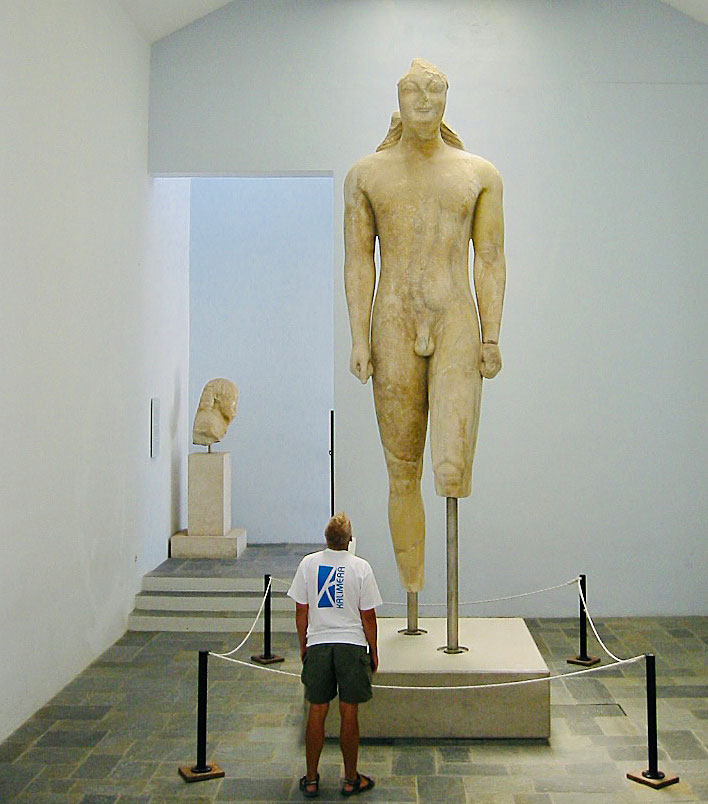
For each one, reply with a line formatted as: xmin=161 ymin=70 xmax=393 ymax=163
xmin=567 ymin=574 xmax=600 ymax=667
xmin=627 ymin=654 xmax=679 ymax=789
xmin=330 ymin=409 xmax=335 ymax=517
xmin=178 ymin=651 xmax=224 ymax=782
xmin=252 ymin=573 xmax=284 ymax=665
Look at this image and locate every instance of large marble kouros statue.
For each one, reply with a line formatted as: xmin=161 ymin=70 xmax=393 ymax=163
xmin=192 ymin=378 xmax=239 ymax=447
xmin=344 ymin=59 xmax=506 ymax=593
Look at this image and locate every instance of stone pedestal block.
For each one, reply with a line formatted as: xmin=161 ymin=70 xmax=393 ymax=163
xmin=188 ymin=452 xmax=231 ymax=537
xmin=170 ymin=528 xmax=247 ymax=559
xmin=324 ymin=618 xmax=550 ymax=739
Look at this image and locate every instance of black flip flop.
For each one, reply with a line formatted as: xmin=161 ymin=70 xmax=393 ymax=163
xmin=341 ymin=772 xmax=375 ymax=796
xmin=299 ymin=772 xmax=320 ymax=798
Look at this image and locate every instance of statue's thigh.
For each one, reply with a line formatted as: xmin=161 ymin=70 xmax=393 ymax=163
xmin=429 ymin=330 xmax=482 ymax=493
xmin=371 ymin=336 xmax=428 ymax=465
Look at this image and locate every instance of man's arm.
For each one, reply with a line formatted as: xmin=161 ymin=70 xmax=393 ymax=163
xmin=295 ymin=602 xmax=308 ymax=661
xmin=344 ymin=164 xmax=377 ymax=384
xmin=472 ymin=161 xmax=506 ymax=379
xmin=360 ymin=608 xmax=378 ymax=672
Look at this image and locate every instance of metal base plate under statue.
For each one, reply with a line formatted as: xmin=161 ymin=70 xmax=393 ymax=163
xmin=324 ymin=618 xmax=550 ymax=739
xmin=170 ymin=453 xmax=247 ymax=559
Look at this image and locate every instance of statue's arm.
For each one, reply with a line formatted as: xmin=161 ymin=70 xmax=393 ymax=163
xmin=344 ymin=165 xmax=377 ymax=384
xmin=472 ymin=163 xmax=506 ymax=379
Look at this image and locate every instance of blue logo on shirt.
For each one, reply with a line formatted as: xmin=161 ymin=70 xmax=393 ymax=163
xmin=317 ymin=565 xmax=345 ymax=609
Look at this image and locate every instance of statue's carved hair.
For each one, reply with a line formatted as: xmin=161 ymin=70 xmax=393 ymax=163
xmin=325 ymin=512 xmax=352 ymax=549
xmin=376 ymin=110 xmax=465 ymax=152
xmin=198 ymin=378 xmax=238 ymax=418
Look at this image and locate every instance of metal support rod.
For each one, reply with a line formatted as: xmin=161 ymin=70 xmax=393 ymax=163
xmin=578 ymin=574 xmax=590 ymax=661
xmin=407 ymin=592 xmax=418 ymax=632
xmin=263 ymin=573 xmax=273 ymax=659
xmin=643 ymin=654 xmax=663 ymax=780
xmin=192 ymin=651 xmax=211 ymax=774
xmin=446 ymin=496 xmax=459 ymax=652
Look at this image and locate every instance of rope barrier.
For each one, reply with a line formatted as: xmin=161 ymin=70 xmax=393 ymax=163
xmin=209 ymin=650 xmax=643 ymax=690
xmin=209 ymin=570 xmax=639 ymax=693
xmin=379 ymin=576 xmax=580 ymax=607
xmin=271 ymin=576 xmax=294 ymax=588
xmin=577 ymin=577 xmax=624 ymax=663
xmin=274 ymin=574 xmax=580 ymax=607
xmin=211 ymin=576 xmax=273 ymax=659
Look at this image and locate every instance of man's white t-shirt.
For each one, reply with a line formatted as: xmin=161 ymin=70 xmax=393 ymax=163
xmin=287 ymin=548 xmax=382 ymax=647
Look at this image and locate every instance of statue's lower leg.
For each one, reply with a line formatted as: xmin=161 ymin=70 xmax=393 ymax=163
xmin=388 ymin=481 xmax=427 ymax=635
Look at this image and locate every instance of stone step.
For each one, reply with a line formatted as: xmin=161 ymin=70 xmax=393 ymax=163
xmin=127 ymin=608 xmax=297 ymax=633
xmin=132 ymin=590 xmax=294 ymax=613
xmin=141 ymin=575 xmax=293 ymax=593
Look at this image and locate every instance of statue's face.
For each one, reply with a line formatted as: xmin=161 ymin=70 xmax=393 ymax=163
xmin=397 ymin=63 xmax=447 ymax=134
xmin=220 ymin=394 xmax=237 ymax=422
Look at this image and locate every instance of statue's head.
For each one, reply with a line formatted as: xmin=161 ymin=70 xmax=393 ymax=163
xmin=192 ymin=378 xmax=238 ymax=446
xmin=397 ymin=59 xmax=448 ymax=133
xmin=378 ymin=59 xmax=463 ymax=152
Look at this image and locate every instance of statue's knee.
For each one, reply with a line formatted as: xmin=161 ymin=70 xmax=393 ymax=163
xmin=434 ymin=460 xmax=464 ymax=493
xmin=385 ymin=454 xmax=422 ymax=496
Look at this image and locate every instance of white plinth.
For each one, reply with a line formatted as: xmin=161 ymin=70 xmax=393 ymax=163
xmin=188 ymin=452 xmax=231 ymax=537
xmin=324 ymin=618 xmax=550 ymax=739
xmin=170 ymin=528 xmax=247 ymax=559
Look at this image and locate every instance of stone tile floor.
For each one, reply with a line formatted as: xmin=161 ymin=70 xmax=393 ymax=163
xmin=1 ymin=617 xmax=707 ymax=803
xmin=149 ymin=546 xmax=321 ymax=581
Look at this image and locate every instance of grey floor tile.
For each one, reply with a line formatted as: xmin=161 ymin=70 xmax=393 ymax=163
xmin=418 ymin=774 xmax=466 ymax=802
xmin=217 ymin=776 xmax=293 ymax=801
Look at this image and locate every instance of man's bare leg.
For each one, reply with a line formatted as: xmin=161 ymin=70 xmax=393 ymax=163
xmin=339 ymin=701 xmax=359 ymax=783
xmin=305 ymin=702 xmax=329 ymax=789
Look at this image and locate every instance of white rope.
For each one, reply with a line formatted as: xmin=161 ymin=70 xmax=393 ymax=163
xmin=211 ymin=577 xmax=272 ymax=659
xmin=381 ymin=576 xmax=580 ymax=607
xmin=577 ymin=577 xmax=624 ymax=663
xmin=271 ymin=576 xmax=294 ymax=588
xmin=209 ymin=651 xmax=643 ymax=690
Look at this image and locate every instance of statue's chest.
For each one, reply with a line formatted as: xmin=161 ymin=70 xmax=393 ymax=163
xmin=368 ymin=166 xmax=480 ymax=223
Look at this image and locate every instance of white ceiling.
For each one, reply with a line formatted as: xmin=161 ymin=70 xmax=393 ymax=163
xmin=117 ymin=0 xmax=708 ymax=43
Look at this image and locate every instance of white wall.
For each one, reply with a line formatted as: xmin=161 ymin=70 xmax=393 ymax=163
xmin=149 ymin=0 xmax=708 ymax=616
xmin=0 ymin=3 xmax=190 ymax=742
xmin=189 ymin=177 xmax=333 ymax=542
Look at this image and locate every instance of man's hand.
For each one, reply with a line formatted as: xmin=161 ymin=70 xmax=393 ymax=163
xmin=370 ymin=652 xmax=378 ymax=673
xmin=300 ymin=645 xmax=307 ymax=662
xmin=480 ymin=343 xmax=502 ymax=379
xmin=350 ymin=343 xmax=373 ymax=384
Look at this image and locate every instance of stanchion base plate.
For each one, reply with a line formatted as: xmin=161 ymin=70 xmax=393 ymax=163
xmin=626 ymin=771 xmax=680 ymax=789
xmin=567 ymin=655 xmax=601 ymax=667
xmin=437 ymin=645 xmax=469 ymax=654
xmin=398 ymin=628 xmax=428 ymax=635
xmin=251 ymin=654 xmax=285 ymax=665
xmin=178 ymin=762 xmax=225 ymax=783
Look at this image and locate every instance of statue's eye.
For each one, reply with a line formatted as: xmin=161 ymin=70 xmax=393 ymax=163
xmin=399 ymin=82 xmax=417 ymax=93
xmin=428 ymin=81 xmax=446 ymax=93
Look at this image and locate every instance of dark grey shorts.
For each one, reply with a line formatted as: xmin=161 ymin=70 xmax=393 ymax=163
xmin=301 ymin=643 xmax=373 ymax=704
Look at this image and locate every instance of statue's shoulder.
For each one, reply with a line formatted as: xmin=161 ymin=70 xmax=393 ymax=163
xmin=459 ymin=152 xmax=502 ymax=188
xmin=346 ymin=151 xmax=386 ymax=183
xmin=345 ymin=151 xmax=388 ymax=199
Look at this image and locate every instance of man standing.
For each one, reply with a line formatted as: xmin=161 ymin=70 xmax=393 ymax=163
xmin=288 ymin=513 xmax=382 ymax=798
